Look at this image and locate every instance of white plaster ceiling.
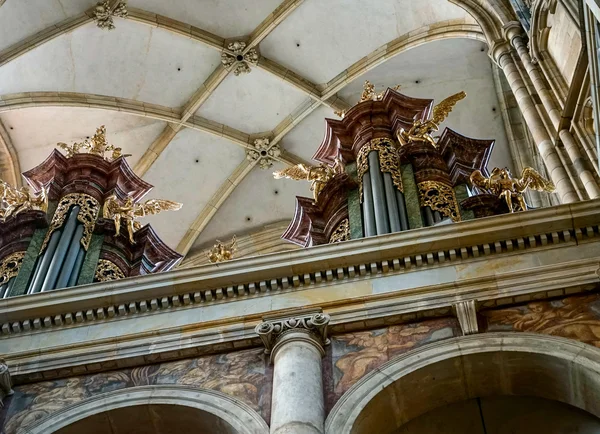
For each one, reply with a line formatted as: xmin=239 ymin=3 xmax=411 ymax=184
xmin=0 ymin=0 xmax=514 ymax=262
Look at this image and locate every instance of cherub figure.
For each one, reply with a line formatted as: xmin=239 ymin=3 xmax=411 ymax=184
xmin=207 ymin=236 xmax=237 ymax=263
xmin=397 ymin=91 xmax=467 ymax=148
xmin=273 ymin=156 xmax=344 ymax=201
xmin=0 ymin=180 xmax=48 ymax=220
xmin=470 ymin=166 xmax=555 ymax=212
xmin=103 ymin=194 xmax=182 ymax=243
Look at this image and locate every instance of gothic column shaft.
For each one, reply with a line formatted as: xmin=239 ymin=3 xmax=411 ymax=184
xmin=497 ymin=50 xmax=578 ymax=203
xmin=558 ymin=129 xmax=600 ymax=198
xmin=511 ymin=34 xmax=561 ymax=128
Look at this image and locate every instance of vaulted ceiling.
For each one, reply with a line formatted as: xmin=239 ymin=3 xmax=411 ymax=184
xmin=0 ymin=0 xmax=512 ymax=263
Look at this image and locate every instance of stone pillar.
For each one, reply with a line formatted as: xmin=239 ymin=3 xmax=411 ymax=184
xmin=492 ymin=43 xmax=578 ymax=204
xmin=507 ymin=25 xmax=561 ymax=128
xmin=558 ymin=129 xmax=600 ymax=198
xmin=256 ymin=311 xmax=330 ymax=434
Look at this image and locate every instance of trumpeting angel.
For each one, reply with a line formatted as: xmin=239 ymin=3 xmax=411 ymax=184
xmin=397 ymin=91 xmax=466 ymax=148
xmin=470 ymin=167 xmax=555 ymax=212
xmin=0 ymin=180 xmax=48 ymax=220
xmin=103 ymin=194 xmax=182 ymax=243
xmin=273 ymin=157 xmax=344 ymax=201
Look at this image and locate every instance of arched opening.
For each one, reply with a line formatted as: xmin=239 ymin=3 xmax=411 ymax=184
xmin=55 ymin=404 xmax=239 ymax=434
xmin=21 ymin=386 xmax=269 ymax=434
xmin=326 ymin=333 xmax=600 ymax=434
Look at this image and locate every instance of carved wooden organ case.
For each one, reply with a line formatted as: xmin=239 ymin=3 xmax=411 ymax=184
xmin=0 ymin=150 xmax=181 ymax=298
xmin=283 ymin=87 xmax=496 ymax=246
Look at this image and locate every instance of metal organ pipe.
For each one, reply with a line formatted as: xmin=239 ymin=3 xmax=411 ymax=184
xmin=368 ymin=151 xmax=390 ymax=235
xmin=54 ymin=223 xmax=85 ymax=289
xmin=362 ymin=173 xmax=377 ymax=237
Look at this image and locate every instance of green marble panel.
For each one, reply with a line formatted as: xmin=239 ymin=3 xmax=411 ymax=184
xmin=77 ymin=233 xmax=103 ymax=286
xmin=455 ymin=184 xmax=475 ymax=221
xmin=345 ymin=162 xmax=358 ymax=181
xmin=8 ymin=228 xmax=46 ymax=297
xmin=348 ymin=188 xmax=363 ymax=239
xmin=400 ymin=164 xmax=423 ymax=230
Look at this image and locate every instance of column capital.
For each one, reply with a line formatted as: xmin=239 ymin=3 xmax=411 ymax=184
xmin=502 ymin=21 xmax=525 ymax=45
xmin=0 ymin=358 xmax=14 ymax=407
xmin=255 ymin=309 xmax=331 ymax=362
xmin=488 ymin=39 xmax=512 ymax=65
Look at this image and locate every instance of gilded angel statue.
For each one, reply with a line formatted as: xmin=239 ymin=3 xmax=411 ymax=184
xmin=0 ymin=180 xmax=48 ymax=220
xmin=397 ymin=91 xmax=467 ymax=148
xmin=57 ymin=126 xmax=129 ymax=161
xmin=273 ymin=157 xmax=344 ymax=201
xmin=103 ymin=194 xmax=182 ymax=243
xmin=470 ymin=166 xmax=555 ymax=212
xmin=207 ymin=235 xmax=237 ymax=263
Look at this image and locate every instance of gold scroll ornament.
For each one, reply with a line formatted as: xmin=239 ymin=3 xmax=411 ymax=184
xmin=40 ymin=193 xmax=100 ymax=254
xmin=0 ymin=251 xmax=25 ymax=284
xmin=329 ymin=218 xmax=350 ymax=244
xmin=94 ymin=259 xmax=126 ymax=282
xmin=357 ymin=138 xmax=403 ymax=202
xmin=417 ymin=180 xmax=461 ymax=222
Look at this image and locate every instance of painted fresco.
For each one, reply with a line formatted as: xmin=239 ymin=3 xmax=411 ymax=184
xmin=1 ymin=348 xmax=271 ymax=434
xmin=483 ymin=294 xmax=600 ymax=346
xmin=324 ymin=317 xmax=461 ymax=412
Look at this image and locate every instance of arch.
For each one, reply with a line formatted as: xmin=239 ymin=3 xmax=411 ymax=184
xmin=21 ymin=385 xmax=269 ymax=434
xmin=326 ymin=333 xmax=600 ymax=434
xmin=449 ymin=0 xmax=512 ymax=44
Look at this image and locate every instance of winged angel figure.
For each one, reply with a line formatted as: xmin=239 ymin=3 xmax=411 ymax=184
xmin=470 ymin=167 xmax=555 ymax=212
xmin=0 ymin=180 xmax=48 ymax=220
xmin=207 ymin=236 xmax=237 ymax=263
xmin=103 ymin=194 xmax=182 ymax=243
xmin=397 ymin=91 xmax=467 ymax=148
xmin=273 ymin=157 xmax=344 ymax=201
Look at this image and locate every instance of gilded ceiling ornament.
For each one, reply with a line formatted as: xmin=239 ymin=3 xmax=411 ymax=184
xmin=0 ymin=180 xmax=48 ymax=221
xmin=221 ymin=41 xmax=259 ymax=76
xmin=40 ymin=193 xmax=100 ymax=254
xmin=329 ymin=218 xmax=350 ymax=244
xmin=273 ymin=157 xmax=344 ymax=202
xmin=103 ymin=194 xmax=182 ymax=244
xmin=397 ymin=91 xmax=466 ymax=148
xmin=207 ymin=235 xmax=237 ymax=263
xmin=356 ymin=138 xmax=402 ymax=202
xmin=57 ymin=125 xmax=128 ymax=161
xmin=417 ymin=180 xmax=461 ymax=222
xmin=470 ymin=167 xmax=555 ymax=213
xmin=94 ymin=259 xmax=126 ymax=282
xmin=93 ymin=0 xmax=128 ymax=30
xmin=246 ymin=138 xmax=281 ymax=169
xmin=0 ymin=251 xmax=25 ymax=285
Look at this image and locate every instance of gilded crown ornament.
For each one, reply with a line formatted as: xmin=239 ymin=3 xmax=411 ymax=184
xmin=93 ymin=0 xmax=128 ymax=30
xmin=57 ymin=125 xmax=129 ymax=161
xmin=0 ymin=179 xmax=48 ymax=221
xmin=397 ymin=91 xmax=466 ymax=148
xmin=273 ymin=157 xmax=344 ymax=202
xmin=470 ymin=167 xmax=555 ymax=213
xmin=103 ymin=194 xmax=182 ymax=244
xmin=207 ymin=235 xmax=237 ymax=263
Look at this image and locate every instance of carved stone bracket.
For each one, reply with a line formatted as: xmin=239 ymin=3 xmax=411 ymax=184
xmin=255 ymin=310 xmax=331 ymax=362
xmin=93 ymin=1 xmax=128 ymax=30
xmin=453 ymin=300 xmax=479 ymax=335
xmin=417 ymin=180 xmax=461 ymax=222
xmin=221 ymin=41 xmax=259 ymax=76
xmin=246 ymin=138 xmax=280 ymax=169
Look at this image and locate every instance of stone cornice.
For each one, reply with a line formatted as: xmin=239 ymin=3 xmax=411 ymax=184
xmin=1 ymin=200 xmax=599 ymax=380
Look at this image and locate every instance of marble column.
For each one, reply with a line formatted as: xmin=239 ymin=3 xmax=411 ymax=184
xmin=492 ymin=44 xmax=578 ymax=204
xmin=256 ymin=311 xmax=330 ymax=434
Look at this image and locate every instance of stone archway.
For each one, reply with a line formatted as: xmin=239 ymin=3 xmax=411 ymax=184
xmin=325 ymin=333 xmax=600 ymax=434
xmin=21 ymin=385 xmax=269 ymax=434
